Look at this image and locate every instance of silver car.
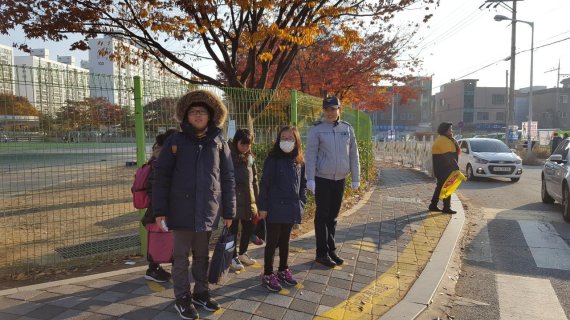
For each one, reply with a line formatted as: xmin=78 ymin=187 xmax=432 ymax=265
xmin=541 ymin=138 xmax=570 ymax=222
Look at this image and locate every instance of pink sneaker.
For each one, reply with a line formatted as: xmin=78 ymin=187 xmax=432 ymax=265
xmin=262 ymin=273 xmax=282 ymax=292
xmin=277 ymin=269 xmax=297 ymax=286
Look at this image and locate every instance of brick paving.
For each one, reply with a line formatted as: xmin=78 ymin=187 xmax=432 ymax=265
xmin=0 ymin=166 xmax=451 ymax=320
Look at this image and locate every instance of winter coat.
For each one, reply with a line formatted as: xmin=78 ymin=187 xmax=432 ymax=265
xmin=229 ymin=142 xmax=259 ymax=220
xmin=305 ymin=120 xmax=360 ymax=182
xmin=257 ymin=155 xmax=307 ymax=224
xmin=431 ymin=135 xmax=460 ymax=181
xmin=140 ymin=157 xmax=157 ymax=227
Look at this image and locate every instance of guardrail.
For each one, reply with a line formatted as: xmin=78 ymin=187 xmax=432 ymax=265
xmin=375 ymin=137 xmax=434 ymax=176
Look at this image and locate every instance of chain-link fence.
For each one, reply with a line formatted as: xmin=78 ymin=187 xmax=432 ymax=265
xmin=0 ymin=63 xmax=372 ymax=274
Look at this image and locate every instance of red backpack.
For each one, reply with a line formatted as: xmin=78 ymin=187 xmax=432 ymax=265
xmin=131 ymin=162 xmax=152 ymax=209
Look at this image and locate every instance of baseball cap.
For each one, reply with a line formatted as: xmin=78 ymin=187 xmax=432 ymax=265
xmin=322 ymin=96 xmax=341 ymax=109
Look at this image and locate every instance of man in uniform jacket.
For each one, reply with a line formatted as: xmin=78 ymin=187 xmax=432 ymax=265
xmin=152 ymin=90 xmax=236 ymax=319
xmin=430 ymin=122 xmax=459 ymax=214
xmin=305 ymin=96 xmax=360 ymax=268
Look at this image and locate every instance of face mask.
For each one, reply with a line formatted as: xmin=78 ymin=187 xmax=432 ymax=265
xmin=280 ymin=140 xmax=295 ymax=153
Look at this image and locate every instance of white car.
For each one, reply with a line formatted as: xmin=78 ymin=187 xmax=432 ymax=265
xmin=458 ymin=138 xmax=523 ymax=182
xmin=541 ymin=138 xmax=570 ymax=222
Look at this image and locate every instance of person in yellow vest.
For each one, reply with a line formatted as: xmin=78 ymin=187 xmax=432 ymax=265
xmin=429 ymin=122 xmax=460 ymax=214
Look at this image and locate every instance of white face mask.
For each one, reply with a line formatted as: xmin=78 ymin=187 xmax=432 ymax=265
xmin=279 ymin=140 xmax=295 ymax=153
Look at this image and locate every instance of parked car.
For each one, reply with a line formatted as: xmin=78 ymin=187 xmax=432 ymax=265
xmin=541 ymin=138 xmax=570 ymax=222
xmin=458 ymin=138 xmax=523 ymax=182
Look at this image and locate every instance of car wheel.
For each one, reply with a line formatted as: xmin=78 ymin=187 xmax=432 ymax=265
xmin=466 ymin=164 xmax=475 ymax=181
xmin=510 ymin=178 xmax=520 ymax=182
xmin=541 ymin=177 xmax=555 ymax=204
xmin=564 ymin=185 xmax=570 ymax=223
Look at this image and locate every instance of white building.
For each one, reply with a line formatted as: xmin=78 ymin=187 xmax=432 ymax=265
xmin=88 ymin=35 xmax=182 ymax=109
xmin=0 ymin=43 xmax=14 ymax=95
xmin=14 ymin=49 xmax=90 ymax=114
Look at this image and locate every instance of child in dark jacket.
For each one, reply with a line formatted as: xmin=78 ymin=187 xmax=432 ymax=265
xmin=258 ymin=126 xmax=307 ymax=292
xmin=141 ymin=129 xmax=177 ymax=283
xmin=228 ymin=129 xmax=260 ymax=271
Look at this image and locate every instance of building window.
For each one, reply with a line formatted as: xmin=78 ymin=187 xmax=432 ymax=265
xmin=464 ymin=112 xmax=474 ymax=123
xmin=492 ymin=94 xmax=506 ymax=105
xmin=496 ymin=112 xmax=505 ymax=121
xmin=477 ymin=112 xmax=489 ymax=120
xmin=407 ymin=113 xmax=415 ymax=120
xmin=400 ymin=113 xmax=407 ymax=120
xmin=440 ymin=98 xmax=445 ymax=107
xmin=543 ymin=112 xmax=551 ymax=119
xmin=561 ymin=95 xmax=569 ymax=104
xmin=559 ymin=111 xmax=567 ymax=118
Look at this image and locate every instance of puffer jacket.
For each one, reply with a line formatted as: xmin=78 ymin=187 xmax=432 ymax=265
xmin=431 ymin=135 xmax=460 ymax=181
xmin=257 ymin=155 xmax=307 ymax=224
xmin=229 ymin=142 xmax=259 ymax=220
xmin=152 ymin=124 xmax=236 ymax=231
xmin=305 ymin=120 xmax=360 ymax=182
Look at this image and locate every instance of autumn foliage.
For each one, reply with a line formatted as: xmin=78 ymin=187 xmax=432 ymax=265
xmin=0 ymin=0 xmax=438 ymax=91
xmin=0 ymin=94 xmax=40 ymax=116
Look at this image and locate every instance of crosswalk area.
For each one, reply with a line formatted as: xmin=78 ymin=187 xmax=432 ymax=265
xmin=465 ymin=207 xmax=570 ymax=320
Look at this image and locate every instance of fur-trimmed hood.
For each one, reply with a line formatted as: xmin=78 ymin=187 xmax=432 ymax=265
xmin=175 ymin=90 xmax=228 ymax=128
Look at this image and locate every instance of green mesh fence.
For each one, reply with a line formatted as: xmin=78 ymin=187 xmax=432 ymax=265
xmin=0 ymin=63 xmax=371 ymax=273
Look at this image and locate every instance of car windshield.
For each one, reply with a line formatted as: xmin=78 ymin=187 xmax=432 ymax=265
xmin=470 ymin=140 xmax=511 ymax=153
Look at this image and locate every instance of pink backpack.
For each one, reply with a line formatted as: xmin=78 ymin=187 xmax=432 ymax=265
xmin=131 ymin=163 xmax=152 ymax=209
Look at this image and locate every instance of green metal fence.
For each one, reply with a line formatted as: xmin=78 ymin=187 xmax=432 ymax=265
xmin=0 ymin=63 xmax=371 ymax=274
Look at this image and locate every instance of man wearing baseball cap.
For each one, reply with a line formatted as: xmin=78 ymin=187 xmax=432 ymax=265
xmin=305 ymin=96 xmax=360 ymax=267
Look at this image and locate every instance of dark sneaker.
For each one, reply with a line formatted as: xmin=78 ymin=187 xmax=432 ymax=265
xmin=428 ymin=205 xmax=442 ymax=212
xmin=329 ymin=253 xmax=344 ymax=266
xmin=192 ymin=291 xmax=220 ymax=312
xmin=315 ymin=256 xmax=336 ymax=268
xmin=145 ymin=266 xmax=171 ymax=283
xmin=442 ymin=208 xmax=457 ymax=214
xmin=262 ymin=273 xmax=282 ymax=292
xmin=277 ymin=269 xmax=298 ymax=286
xmin=174 ymin=294 xmax=199 ymax=319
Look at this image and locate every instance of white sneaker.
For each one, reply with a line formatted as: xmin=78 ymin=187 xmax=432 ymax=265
xmin=238 ymin=253 xmax=256 ymax=266
xmin=230 ymin=257 xmax=244 ymax=271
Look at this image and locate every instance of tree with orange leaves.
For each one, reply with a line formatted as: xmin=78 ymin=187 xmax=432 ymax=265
xmin=278 ymin=34 xmax=421 ymax=112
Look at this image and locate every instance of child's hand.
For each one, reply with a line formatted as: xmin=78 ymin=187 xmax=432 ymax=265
xmin=223 ymin=219 xmax=233 ymax=228
xmin=155 ymin=216 xmax=168 ymax=231
xmin=259 ymin=211 xmax=268 ymax=219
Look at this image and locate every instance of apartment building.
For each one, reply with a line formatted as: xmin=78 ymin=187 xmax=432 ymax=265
xmin=14 ymin=49 xmax=90 ymax=114
xmin=0 ymin=43 xmax=14 ymax=95
xmin=88 ymin=35 xmax=181 ymax=110
xmin=432 ymin=79 xmax=508 ymax=133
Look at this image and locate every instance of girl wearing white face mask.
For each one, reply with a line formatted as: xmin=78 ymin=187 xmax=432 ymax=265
xmin=257 ymin=126 xmax=307 ymax=292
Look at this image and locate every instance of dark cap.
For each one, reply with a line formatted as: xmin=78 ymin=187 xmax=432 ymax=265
xmin=322 ymin=96 xmax=341 ymax=109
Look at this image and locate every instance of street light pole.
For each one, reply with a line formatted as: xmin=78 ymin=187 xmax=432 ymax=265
xmin=495 ymin=15 xmax=534 ymax=159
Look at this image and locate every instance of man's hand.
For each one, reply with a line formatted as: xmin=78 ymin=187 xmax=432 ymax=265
xmin=306 ymin=180 xmax=316 ymax=193
xmin=259 ymin=211 xmax=268 ymax=219
xmin=223 ymin=219 xmax=233 ymax=228
xmin=351 ymin=181 xmax=360 ymax=190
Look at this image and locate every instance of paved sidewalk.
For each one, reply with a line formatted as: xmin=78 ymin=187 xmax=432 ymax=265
xmin=0 ymin=166 xmax=458 ymax=320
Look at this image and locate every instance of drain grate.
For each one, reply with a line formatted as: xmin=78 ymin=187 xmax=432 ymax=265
xmin=55 ymin=234 xmax=140 ymax=259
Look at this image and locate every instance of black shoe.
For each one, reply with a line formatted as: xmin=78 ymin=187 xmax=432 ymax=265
xmin=315 ymin=256 xmax=336 ymax=268
xmin=144 ymin=266 xmax=171 ymax=283
xmin=174 ymin=294 xmax=199 ymax=319
xmin=442 ymin=208 xmax=457 ymax=214
xmin=329 ymin=253 xmax=344 ymax=266
xmin=428 ymin=205 xmax=442 ymax=212
xmin=192 ymin=291 xmax=220 ymax=312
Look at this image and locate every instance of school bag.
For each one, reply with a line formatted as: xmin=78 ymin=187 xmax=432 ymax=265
xmin=208 ymin=227 xmax=235 ymax=284
xmin=146 ymin=224 xmax=174 ymax=263
xmin=131 ymin=162 xmax=152 ymax=209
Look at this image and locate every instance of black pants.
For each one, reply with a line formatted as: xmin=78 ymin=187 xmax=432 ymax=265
xmin=430 ymin=177 xmax=451 ymax=209
xmin=254 ymin=219 xmax=266 ymax=240
xmin=264 ymin=223 xmax=293 ymax=275
xmin=314 ymin=177 xmax=345 ymax=258
xmin=229 ymin=219 xmax=254 ymax=257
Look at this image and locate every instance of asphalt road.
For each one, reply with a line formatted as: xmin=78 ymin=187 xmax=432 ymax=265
xmin=421 ymin=166 xmax=570 ymax=320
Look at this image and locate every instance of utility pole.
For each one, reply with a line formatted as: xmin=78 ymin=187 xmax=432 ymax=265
xmin=481 ymin=0 xmax=522 ymax=144
xmin=505 ymin=69 xmax=509 ymax=143
xmin=545 ymin=61 xmax=570 ymax=128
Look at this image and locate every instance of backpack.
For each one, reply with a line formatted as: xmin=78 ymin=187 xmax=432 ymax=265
xmin=131 ymin=162 xmax=152 ymax=209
